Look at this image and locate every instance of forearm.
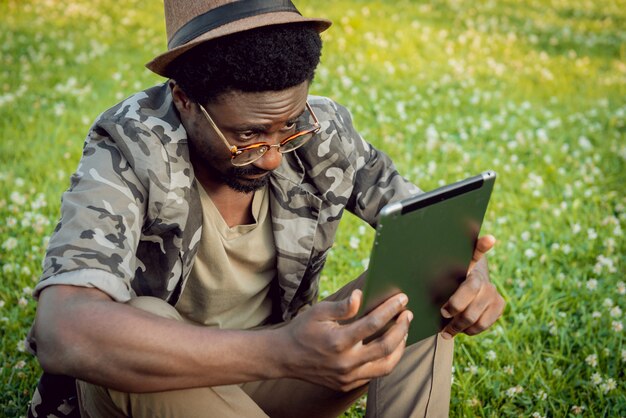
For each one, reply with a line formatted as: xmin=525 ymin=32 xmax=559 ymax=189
xmin=33 ymin=286 xmax=282 ymax=392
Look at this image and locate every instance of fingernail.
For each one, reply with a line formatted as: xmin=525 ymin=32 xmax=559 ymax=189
xmin=441 ymin=308 xmax=452 ymax=319
xmin=441 ymin=332 xmax=453 ymax=340
xmin=407 ymin=312 xmax=414 ymax=322
xmin=350 ymin=290 xmax=357 ymax=303
xmin=399 ymin=294 xmax=409 ymax=306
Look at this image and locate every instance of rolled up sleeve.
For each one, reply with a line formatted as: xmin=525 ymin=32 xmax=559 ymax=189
xmin=34 ymin=126 xmax=147 ymax=301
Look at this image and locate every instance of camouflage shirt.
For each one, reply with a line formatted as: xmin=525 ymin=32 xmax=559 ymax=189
xmin=33 ymin=83 xmax=420 ymax=318
xmin=28 ymin=83 xmax=421 ymax=418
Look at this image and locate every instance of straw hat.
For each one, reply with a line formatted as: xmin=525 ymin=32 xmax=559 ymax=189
xmin=146 ymin=0 xmax=332 ymax=77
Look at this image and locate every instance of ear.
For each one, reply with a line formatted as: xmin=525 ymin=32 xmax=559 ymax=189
xmin=170 ymin=80 xmax=194 ymax=115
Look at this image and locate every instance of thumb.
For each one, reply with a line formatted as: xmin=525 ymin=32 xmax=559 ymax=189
xmin=468 ymin=234 xmax=496 ymax=272
xmin=317 ymin=289 xmax=362 ymax=321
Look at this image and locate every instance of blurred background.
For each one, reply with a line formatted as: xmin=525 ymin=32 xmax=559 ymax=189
xmin=1 ymin=0 xmax=624 ymax=416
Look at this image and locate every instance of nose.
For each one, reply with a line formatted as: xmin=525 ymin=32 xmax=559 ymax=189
xmin=252 ymin=145 xmax=283 ymax=172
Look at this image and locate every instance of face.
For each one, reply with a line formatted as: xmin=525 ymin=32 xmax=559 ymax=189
xmin=176 ymin=82 xmax=310 ymax=194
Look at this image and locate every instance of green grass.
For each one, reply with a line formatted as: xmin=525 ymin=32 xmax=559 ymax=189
xmin=1 ymin=0 xmax=625 ymax=416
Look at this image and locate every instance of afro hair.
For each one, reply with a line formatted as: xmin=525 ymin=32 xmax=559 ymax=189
xmin=169 ymin=23 xmax=323 ymax=105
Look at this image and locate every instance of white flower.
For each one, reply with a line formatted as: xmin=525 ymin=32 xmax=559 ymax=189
xmin=531 ymin=413 xmax=545 ymax=418
xmin=552 ymin=368 xmax=562 ymax=377
xmin=606 ymin=237 xmax=616 ymax=251
xmin=601 ymin=378 xmax=616 ymax=393
xmin=17 ymin=340 xmax=26 ymax=353
xmin=30 ymin=193 xmax=47 ymax=210
xmin=486 ymin=350 xmax=496 ymax=361
xmin=503 ymin=365 xmax=514 ymax=375
xmin=562 ymin=244 xmax=571 ymax=254
xmin=586 ymin=279 xmax=598 ymax=291
xmin=591 ymin=372 xmax=603 ymax=385
xmin=578 ymin=136 xmax=592 ymax=150
xmin=358 ymin=225 xmax=367 ymax=235
xmin=587 ymin=228 xmax=597 ymax=240
xmin=466 ymin=365 xmax=478 ymax=374
xmin=505 ymin=385 xmax=523 ymax=397
xmin=549 ymin=323 xmax=558 ymax=335
xmin=585 ymin=354 xmax=598 ymax=367
xmin=0 ymin=300 xmax=5 ymax=308
xmin=14 ymin=360 xmax=26 ymax=370
xmin=466 ymin=398 xmax=480 ymax=407
xmin=54 ymin=102 xmax=66 ymax=116
xmin=521 ymin=231 xmax=530 ymax=241
xmin=524 ymin=248 xmax=536 ymax=259
xmin=592 ymin=311 xmax=602 ymax=318
xmin=621 ymin=349 xmax=626 ymax=362
xmin=572 ymin=223 xmax=581 ymax=234
xmin=571 ymin=405 xmax=585 ymax=414
xmin=535 ymin=390 xmax=547 ymax=400
xmin=1 ymin=237 xmax=18 ymax=251
xmin=603 ymin=298 xmax=614 ymax=308
xmin=595 ymin=255 xmax=617 ymax=274
xmin=9 ymin=191 xmax=26 ymax=206
xmin=536 ymin=129 xmax=549 ymax=141
xmin=610 ymin=306 xmax=622 ymax=318
xmin=617 ymin=281 xmax=625 ymax=295
xmin=18 ymin=297 xmax=28 ymax=307
xmin=612 ymin=321 xmax=623 ymax=332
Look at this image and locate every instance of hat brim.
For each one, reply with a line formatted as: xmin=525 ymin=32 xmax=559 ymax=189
xmin=146 ymin=12 xmax=331 ymax=77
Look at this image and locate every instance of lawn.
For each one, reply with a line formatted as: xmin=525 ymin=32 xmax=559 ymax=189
xmin=1 ymin=0 xmax=624 ymax=416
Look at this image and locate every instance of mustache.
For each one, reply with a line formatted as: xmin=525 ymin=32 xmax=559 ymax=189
xmin=231 ymin=165 xmax=269 ymax=177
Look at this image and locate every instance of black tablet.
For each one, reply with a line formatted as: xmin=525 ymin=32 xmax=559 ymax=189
xmin=359 ymin=171 xmax=496 ymax=345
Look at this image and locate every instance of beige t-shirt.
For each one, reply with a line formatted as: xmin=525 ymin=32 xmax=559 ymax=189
xmin=175 ymin=184 xmax=276 ymax=329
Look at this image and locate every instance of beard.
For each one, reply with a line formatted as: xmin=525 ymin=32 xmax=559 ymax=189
xmin=220 ymin=164 xmax=271 ymax=193
xmin=189 ymin=136 xmax=271 ymax=194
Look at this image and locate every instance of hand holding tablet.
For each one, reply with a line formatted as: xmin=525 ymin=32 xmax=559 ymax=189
xmin=359 ymin=171 xmax=498 ymax=345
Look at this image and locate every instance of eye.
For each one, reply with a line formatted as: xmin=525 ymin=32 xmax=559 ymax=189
xmin=237 ymin=131 xmax=259 ymax=142
xmin=283 ymin=121 xmax=297 ymax=131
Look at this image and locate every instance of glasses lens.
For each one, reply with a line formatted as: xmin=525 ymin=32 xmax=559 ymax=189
xmin=280 ymin=132 xmax=315 ymax=153
xmin=231 ymin=145 xmax=269 ymax=166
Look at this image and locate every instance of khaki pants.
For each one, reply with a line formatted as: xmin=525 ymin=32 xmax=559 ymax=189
xmin=77 ymin=276 xmax=454 ymax=418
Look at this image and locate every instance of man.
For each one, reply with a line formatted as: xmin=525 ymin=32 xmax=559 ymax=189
xmin=28 ymin=1 xmax=505 ymax=417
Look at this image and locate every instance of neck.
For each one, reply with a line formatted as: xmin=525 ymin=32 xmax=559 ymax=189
xmin=194 ymin=165 xmax=256 ymax=227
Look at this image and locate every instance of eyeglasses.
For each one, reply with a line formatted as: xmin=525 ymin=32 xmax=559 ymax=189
xmin=198 ymin=101 xmax=321 ymax=167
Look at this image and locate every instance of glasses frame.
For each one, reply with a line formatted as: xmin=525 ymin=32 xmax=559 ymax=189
xmin=198 ymin=101 xmax=321 ymax=166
